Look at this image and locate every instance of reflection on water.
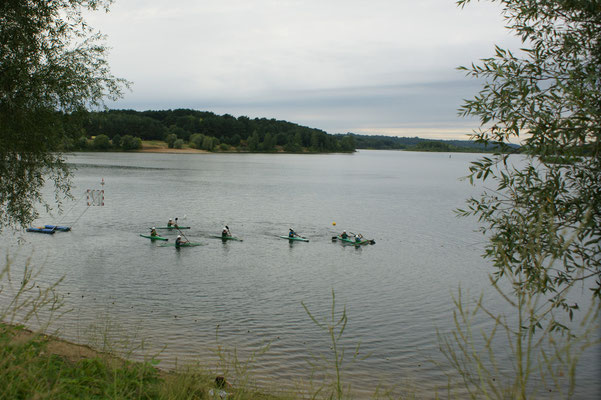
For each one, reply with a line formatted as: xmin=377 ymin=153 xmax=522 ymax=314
xmin=1 ymin=150 xmax=599 ymax=398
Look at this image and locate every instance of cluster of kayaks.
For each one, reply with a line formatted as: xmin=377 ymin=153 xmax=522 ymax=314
xmin=334 ymin=236 xmax=376 ymax=246
xmin=139 ymin=226 xmax=374 ymax=248
xmin=139 ymin=223 xmax=243 ymax=247
xmin=27 ymin=222 xmax=374 ymax=248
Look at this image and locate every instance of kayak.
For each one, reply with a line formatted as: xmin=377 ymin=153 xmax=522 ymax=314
xmin=44 ymin=225 xmax=71 ymax=232
xmin=154 ymin=226 xmax=191 ymax=230
xmin=210 ymin=235 xmax=243 ymax=241
xmin=279 ymin=235 xmax=309 ymax=242
xmin=338 ymin=236 xmax=375 ymax=245
xmin=160 ymin=242 xmax=204 ymax=247
xmin=140 ymin=234 xmax=168 ymax=241
xmin=26 ymin=227 xmax=56 ymax=234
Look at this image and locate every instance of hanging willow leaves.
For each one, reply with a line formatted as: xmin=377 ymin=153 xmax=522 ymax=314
xmin=0 ymin=0 xmax=129 ymax=230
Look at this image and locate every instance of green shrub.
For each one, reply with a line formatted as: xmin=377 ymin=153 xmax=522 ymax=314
xmin=189 ymin=133 xmax=205 ymax=149
xmin=93 ymin=134 xmax=111 ymax=150
xmin=121 ymin=135 xmax=142 ymax=151
xmin=165 ymin=133 xmax=177 ymax=148
xmin=76 ymin=135 xmax=89 ymax=150
xmin=112 ymin=134 xmax=122 ymax=147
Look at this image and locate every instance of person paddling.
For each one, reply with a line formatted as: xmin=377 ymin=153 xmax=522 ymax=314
xmin=222 ymin=226 xmax=231 ymax=238
xmin=150 ymin=227 xmax=158 ymax=237
xmin=355 ymin=233 xmax=364 ymax=243
xmin=174 ymin=217 xmax=179 ymax=228
xmin=340 ymin=230 xmax=348 ymax=239
xmin=289 ymin=228 xmax=297 ymax=238
xmin=175 ymin=234 xmax=188 ymax=248
xmin=167 ymin=217 xmax=174 ymax=227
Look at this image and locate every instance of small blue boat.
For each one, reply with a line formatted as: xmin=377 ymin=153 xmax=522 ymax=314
xmin=44 ymin=225 xmax=71 ymax=232
xmin=26 ymin=227 xmax=56 ymax=234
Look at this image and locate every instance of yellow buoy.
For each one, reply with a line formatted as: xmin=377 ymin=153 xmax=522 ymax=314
xmin=332 ymin=221 xmax=336 ymax=226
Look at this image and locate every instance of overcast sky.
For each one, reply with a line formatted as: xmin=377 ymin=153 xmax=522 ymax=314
xmin=87 ymin=0 xmax=519 ymax=139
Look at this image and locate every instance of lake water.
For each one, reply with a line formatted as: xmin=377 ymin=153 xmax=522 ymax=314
xmin=1 ymin=150 xmax=599 ymax=398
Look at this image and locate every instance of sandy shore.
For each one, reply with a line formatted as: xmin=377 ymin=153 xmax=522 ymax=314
xmin=9 ymin=325 xmax=115 ymax=365
xmin=139 ymin=143 xmax=209 ymax=154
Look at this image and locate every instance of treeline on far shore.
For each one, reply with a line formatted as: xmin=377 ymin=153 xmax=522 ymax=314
xmin=57 ymin=108 xmax=523 ymax=154
xmin=60 ymin=109 xmax=356 ymax=153
xmin=347 ymin=134 xmax=521 ymax=153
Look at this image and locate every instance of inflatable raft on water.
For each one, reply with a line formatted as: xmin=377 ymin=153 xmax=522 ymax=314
xmin=26 ymin=227 xmax=55 ymax=234
xmin=27 ymin=224 xmax=72 ymax=234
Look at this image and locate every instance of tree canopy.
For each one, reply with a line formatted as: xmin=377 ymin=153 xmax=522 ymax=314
xmin=0 ymin=0 xmax=127 ymax=230
xmin=458 ymin=0 xmax=601 ymax=320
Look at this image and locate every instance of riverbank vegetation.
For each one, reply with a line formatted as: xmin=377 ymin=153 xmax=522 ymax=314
xmin=0 ymin=322 xmax=290 ymax=400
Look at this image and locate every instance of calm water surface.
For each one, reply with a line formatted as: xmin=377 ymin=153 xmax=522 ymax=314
xmin=1 ymin=150 xmax=599 ymax=398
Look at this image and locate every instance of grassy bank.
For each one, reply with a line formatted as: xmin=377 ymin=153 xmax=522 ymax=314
xmin=0 ymin=323 xmax=284 ymax=399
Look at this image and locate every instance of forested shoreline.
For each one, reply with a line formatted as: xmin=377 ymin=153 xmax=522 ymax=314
xmin=61 ymin=109 xmax=356 ymax=153
xmin=59 ymin=109 xmax=518 ymax=154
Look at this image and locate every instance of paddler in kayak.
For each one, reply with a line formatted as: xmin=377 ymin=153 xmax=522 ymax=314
xmin=289 ymin=228 xmax=297 ymax=238
xmin=222 ymin=226 xmax=231 ymax=238
xmin=175 ymin=235 xmax=188 ymax=248
xmin=340 ymin=230 xmax=348 ymax=239
xmin=150 ymin=227 xmax=158 ymax=237
xmin=355 ymin=233 xmax=364 ymax=243
xmin=167 ymin=217 xmax=174 ymax=227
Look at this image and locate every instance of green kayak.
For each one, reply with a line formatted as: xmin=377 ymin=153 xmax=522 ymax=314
xmin=154 ymin=226 xmax=191 ymax=230
xmin=140 ymin=234 xmax=168 ymax=241
xmin=160 ymin=242 xmax=204 ymax=247
xmin=338 ymin=236 xmax=375 ymax=245
xmin=210 ymin=235 xmax=243 ymax=241
xmin=279 ymin=235 xmax=309 ymax=242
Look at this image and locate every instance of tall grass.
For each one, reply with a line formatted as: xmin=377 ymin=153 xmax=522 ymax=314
xmin=0 ymin=255 xmax=156 ymax=398
xmin=302 ymin=289 xmax=375 ymax=400
xmin=438 ymin=270 xmax=600 ymax=399
xmin=0 ymin=253 xmax=66 ymax=332
xmin=211 ymin=325 xmax=279 ymax=399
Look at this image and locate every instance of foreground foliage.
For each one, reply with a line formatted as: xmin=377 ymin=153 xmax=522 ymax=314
xmin=458 ymin=0 xmax=601 ymax=322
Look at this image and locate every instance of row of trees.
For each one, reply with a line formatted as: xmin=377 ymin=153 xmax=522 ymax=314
xmin=74 ymin=109 xmax=356 ymax=153
xmin=77 ymin=134 xmax=142 ymax=151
